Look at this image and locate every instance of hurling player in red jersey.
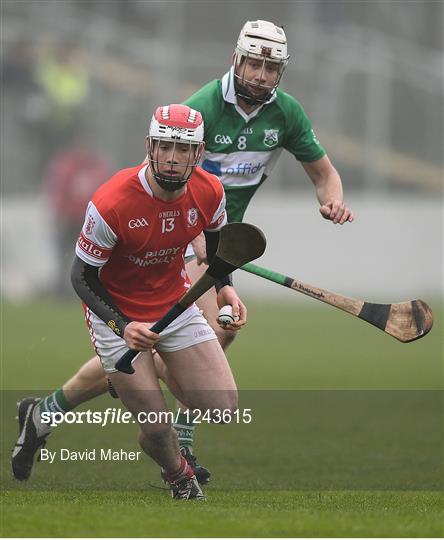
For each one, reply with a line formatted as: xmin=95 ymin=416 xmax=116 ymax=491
xmin=13 ymin=105 xmax=246 ymax=500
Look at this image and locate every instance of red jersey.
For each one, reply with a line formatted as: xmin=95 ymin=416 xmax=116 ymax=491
xmin=75 ymin=164 xmax=227 ymax=321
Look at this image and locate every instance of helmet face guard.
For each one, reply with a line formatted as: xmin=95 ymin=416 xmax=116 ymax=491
xmin=234 ymin=51 xmax=288 ymax=105
xmin=147 ymin=104 xmax=205 ymax=192
xmin=147 ymin=138 xmax=204 ymax=192
xmin=234 ymin=20 xmax=289 ymax=105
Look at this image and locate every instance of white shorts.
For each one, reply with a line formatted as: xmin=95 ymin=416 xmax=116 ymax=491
xmin=184 ymin=242 xmax=195 ymax=260
xmin=85 ymin=303 xmax=217 ymax=373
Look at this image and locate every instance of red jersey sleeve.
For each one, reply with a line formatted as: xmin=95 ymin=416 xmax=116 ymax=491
xmin=75 ymin=200 xmax=118 ymax=266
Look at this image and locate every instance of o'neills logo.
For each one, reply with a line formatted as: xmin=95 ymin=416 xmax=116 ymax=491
xmin=77 ymin=233 xmax=111 ymax=260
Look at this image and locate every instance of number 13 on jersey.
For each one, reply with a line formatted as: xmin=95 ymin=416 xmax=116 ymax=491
xmin=161 ymin=217 xmax=175 ymax=233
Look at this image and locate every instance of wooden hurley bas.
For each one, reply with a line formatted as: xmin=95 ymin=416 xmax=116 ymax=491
xmin=241 ymin=263 xmax=433 ymax=343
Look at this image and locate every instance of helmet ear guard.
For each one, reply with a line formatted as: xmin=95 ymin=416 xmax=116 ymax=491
xmin=234 ymin=20 xmax=289 ymax=105
xmin=147 ymin=104 xmax=205 ymax=191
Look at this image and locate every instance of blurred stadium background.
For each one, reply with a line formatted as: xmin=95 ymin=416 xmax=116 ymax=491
xmin=2 ymin=0 xmax=443 ymax=301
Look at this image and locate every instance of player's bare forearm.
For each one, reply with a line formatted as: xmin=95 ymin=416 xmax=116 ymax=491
xmin=191 ymin=232 xmax=207 ymax=265
xmin=313 ymin=167 xmax=343 ymax=205
xmin=302 ymin=155 xmax=354 ymax=224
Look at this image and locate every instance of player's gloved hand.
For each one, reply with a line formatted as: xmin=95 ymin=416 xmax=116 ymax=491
xmin=216 ymin=286 xmax=247 ymax=331
xmin=320 ymin=200 xmax=354 ymax=224
xmin=123 ymin=321 xmax=160 ymax=350
xmin=191 ymin=232 xmax=208 ymax=265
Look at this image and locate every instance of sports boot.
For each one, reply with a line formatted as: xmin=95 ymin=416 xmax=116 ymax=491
xmin=181 ymin=446 xmax=211 ymax=485
xmin=169 ymin=471 xmax=206 ymax=500
xmin=11 ymin=398 xmax=49 ymax=480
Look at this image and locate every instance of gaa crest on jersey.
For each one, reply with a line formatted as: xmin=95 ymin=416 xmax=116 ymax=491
xmin=128 ymin=218 xmax=149 ymax=229
xmin=85 ymin=215 xmax=95 ymax=236
xmin=187 ymin=207 xmax=199 ymax=227
xmin=263 ymin=129 xmax=279 ymax=148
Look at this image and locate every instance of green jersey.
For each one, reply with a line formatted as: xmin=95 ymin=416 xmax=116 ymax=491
xmin=184 ymin=67 xmax=325 ymax=222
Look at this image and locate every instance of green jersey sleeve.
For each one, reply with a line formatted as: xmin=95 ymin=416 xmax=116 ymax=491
xmin=278 ymin=91 xmax=326 ymax=163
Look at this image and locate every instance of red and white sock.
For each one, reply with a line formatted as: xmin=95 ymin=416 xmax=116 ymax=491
xmin=164 ymin=454 xmax=194 ymax=483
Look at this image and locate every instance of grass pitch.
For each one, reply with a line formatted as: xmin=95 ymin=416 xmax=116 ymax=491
xmin=1 ymin=298 xmax=443 ymax=537
xmin=2 ymin=490 xmax=442 ymax=537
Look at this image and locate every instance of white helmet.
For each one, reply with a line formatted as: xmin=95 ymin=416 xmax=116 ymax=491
xmin=234 ymin=20 xmax=289 ymax=104
xmin=147 ymin=104 xmax=205 ymax=191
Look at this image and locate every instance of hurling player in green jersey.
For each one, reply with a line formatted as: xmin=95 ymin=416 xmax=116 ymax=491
xmin=184 ymin=20 xmax=353 ymax=225
xmin=184 ymin=18 xmax=353 ymax=361
xmin=12 ymin=20 xmax=353 ymax=487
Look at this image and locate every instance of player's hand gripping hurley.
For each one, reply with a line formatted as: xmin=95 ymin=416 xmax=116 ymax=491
xmin=241 ymin=263 xmax=433 ymax=343
xmin=116 ymin=223 xmax=266 ymax=374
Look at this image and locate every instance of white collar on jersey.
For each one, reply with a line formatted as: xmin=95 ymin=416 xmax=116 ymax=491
xmin=138 ymin=164 xmax=154 ymax=196
xmin=221 ymin=66 xmax=277 ymax=122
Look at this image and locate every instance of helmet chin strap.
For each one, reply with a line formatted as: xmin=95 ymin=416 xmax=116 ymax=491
xmin=234 ymin=79 xmax=272 ymax=106
xmin=153 ymin=172 xmax=188 ymax=192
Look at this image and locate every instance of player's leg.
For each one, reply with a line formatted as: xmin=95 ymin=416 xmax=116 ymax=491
xmin=108 ymin=350 xmax=204 ymax=499
xmin=155 ymin=305 xmax=237 ymax=478
xmin=108 ymin=355 xmax=174 ymax=467
xmin=63 ymin=355 xmax=108 ymax=405
xmin=11 ymin=355 xmax=107 ymax=481
xmin=11 ymin=350 xmax=198 ymax=482
xmin=159 ymin=343 xmax=237 ymax=487
xmin=160 ymin=338 xmax=238 ymax=413
xmin=34 ymin=355 xmax=107 ymax=432
xmin=152 ymin=351 xmax=214 ymax=481
xmin=11 ymin=345 xmax=207 ymax=481
xmin=168 ymin=257 xmax=238 ymax=480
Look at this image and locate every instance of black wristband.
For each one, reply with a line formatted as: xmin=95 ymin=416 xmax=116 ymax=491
xmin=215 ymin=273 xmax=233 ymax=293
